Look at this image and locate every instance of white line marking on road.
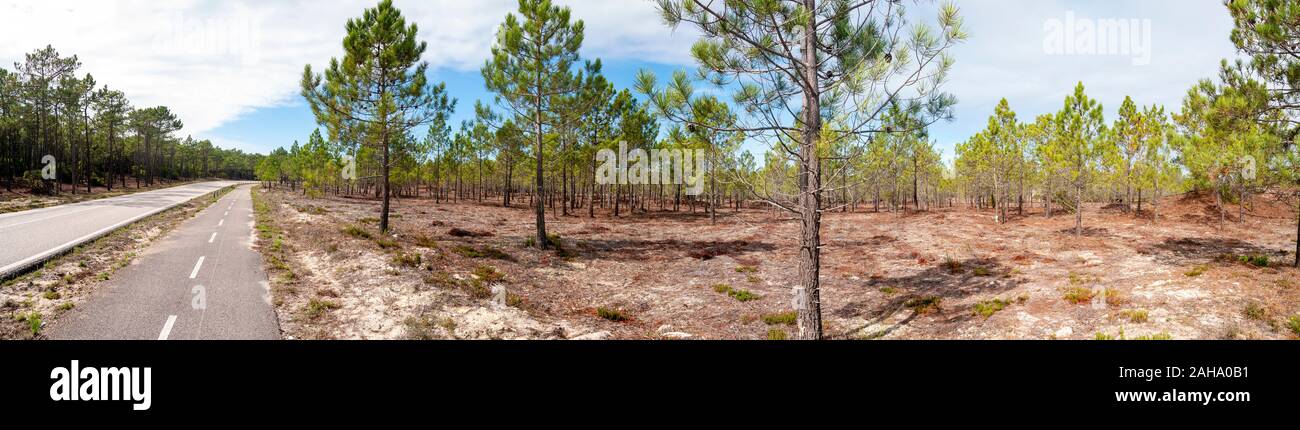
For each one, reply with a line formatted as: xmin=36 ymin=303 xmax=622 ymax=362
xmin=158 ymin=315 xmax=177 ymax=340
xmin=189 ymin=256 xmax=205 ymax=279
xmin=209 ymin=232 xmax=217 ymax=243
xmin=224 ymin=211 xmax=229 ymax=216
xmin=218 ymin=219 xmax=224 ymax=227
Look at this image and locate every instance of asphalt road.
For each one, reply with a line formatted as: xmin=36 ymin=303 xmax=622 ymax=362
xmin=0 ymin=181 xmax=240 ymax=278
xmin=47 ymin=184 xmax=280 ymax=340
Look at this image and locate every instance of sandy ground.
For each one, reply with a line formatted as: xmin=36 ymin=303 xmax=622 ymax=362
xmin=253 ymin=186 xmax=1300 ymax=340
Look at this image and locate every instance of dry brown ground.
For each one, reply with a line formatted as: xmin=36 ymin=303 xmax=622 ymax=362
xmin=254 ymin=186 xmax=1300 ymax=340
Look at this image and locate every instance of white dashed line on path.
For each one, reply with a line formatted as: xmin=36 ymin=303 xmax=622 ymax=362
xmin=218 ymin=219 xmax=224 ymax=227
xmin=189 ymin=256 xmax=205 ymax=279
xmin=158 ymin=315 xmax=177 ymax=340
xmin=209 ymin=232 xmax=217 ymax=243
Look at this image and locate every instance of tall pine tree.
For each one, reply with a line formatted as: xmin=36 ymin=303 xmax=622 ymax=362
xmin=301 ymin=0 xmax=455 ymax=233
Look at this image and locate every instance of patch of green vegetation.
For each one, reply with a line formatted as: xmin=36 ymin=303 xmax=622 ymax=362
xmin=972 ymin=266 xmax=992 ymax=277
xmin=762 ymin=311 xmax=797 ymax=326
xmin=1061 ymin=286 xmax=1095 ymax=305
xmin=766 ymin=328 xmax=788 ymax=340
xmin=58 ymin=302 xmax=74 ymax=311
xmin=1132 ymin=332 xmax=1173 ymax=341
xmin=413 ymin=235 xmax=438 ymax=248
xmin=42 ymin=291 xmax=60 ymax=300
xmin=1094 ymin=327 xmax=1171 ymax=340
xmin=524 ymin=233 xmax=564 ymax=249
xmin=267 ymin=255 xmax=291 ymax=272
xmin=711 ymin=284 xmax=761 ymax=302
xmin=1184 ymin=264 xmax=1208 ymax=277
xmin=596 ymin=307 xmax=627 ymax=322
xmin=464 ymin=278 xmax=492 ymax=299
xmin=734 ymin=265 xmax=758 ymax=273
xmin=1243 ymin=302 xmax=1267 ymax=321
xmin=879 ymin=286 xmax=898 ymax=294
xmin=27 ymin=312 xmax=42 ymax=336
xmin=973 ymin=298 xmax=1009 ymax=319
xmin=1236 ymin=254 xmax=1270 ymax=267
xmin=746 ymin=275 xmax=761 ymax=283
xmin=391 ymin=252 xmax=422 ymax=268
xmin=1068 ymin=271 xmax=1097 ymax=286
xmin=473 ymin=265 xmax=505 ymax=283
xmin=304 ymin=299 xmax=340 ymax=319
xmin=1287 ymin=315 xmax=1300 ymax=337
xmin=375 ymin=237 xmax=400 ymax=249
xmin=905 ymin=296 xmax=942 ymax=314
xmin=402 ymin=316 xmax=448 ymax=340
xmin=359 ymin=217 xmax=379 ymax=224
xmin=342 ymin=225 xmax=372 ymax=239
xmin=506 ymin=292 xmax=525 ymax=308
xmin=1120 ymin=309 xmax=1149 ymax=324
xmin=453 ymin=245 xmax=482 ymax=258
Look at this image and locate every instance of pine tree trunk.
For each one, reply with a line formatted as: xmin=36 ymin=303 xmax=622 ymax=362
xmin=794 ymin=5 xmax=823 ymax=340
xmin=533 ymin=64 xmax=548 ymax=249
xmin=380 ymin=131 xmax=391 ymax=234
xmin=1075 ymin=183 xmax=1083 ymax=236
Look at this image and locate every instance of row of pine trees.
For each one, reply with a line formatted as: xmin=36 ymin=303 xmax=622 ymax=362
xmin=256 ymin=0 xmax=1299 ymax=340
xmin=0 ymin=46 xmax=261 ymax=195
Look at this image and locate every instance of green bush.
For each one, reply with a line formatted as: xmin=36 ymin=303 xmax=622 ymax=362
xmin=973 ymin=298 xmax=1009 ymax=319
xmin=596 ymin=307 xmax=627 ymax=322
xmin=305 ymin=299 xmax=340 ymax=319
xmin=712 ymin=284 xmax=761 ymax=302
xmin=1061 ymin=286 xmax=1094 ymax=305
xmin=905 ymin=296 xmax=941 ymax=314
xmin=767 ymin=328 xmax=788 ymax=340
xmin=391 ymin=252 xmax=422 ymax=268
xmin=343 ymin=225 xmax=371 ymax=239
xmin=762 ymin=311 xmax=797 ymax=326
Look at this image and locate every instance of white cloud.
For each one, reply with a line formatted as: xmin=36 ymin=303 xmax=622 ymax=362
xmin=0 ymin=0 xmax=696 ymax=140
xmin=1 ymin=0 xmax=1241 ymax=160
xmin=928 ymin=0 xmax=1240 ymax=158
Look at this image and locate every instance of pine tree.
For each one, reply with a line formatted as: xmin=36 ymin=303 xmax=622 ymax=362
xmin=301 ymin=0 xmax=455 ymax=233
xmin=1228 ymin=0 xmax=1300 ymax=266
xmin=1048 ymin=82 xmax=1105 ymax=236
xmin=1112 ymin=96 xmax=1144 ymax=213
xmin=482 ymin=0 xmax=586 ymax=249
xmin=645 ymin=0 xmax=965 ymax=339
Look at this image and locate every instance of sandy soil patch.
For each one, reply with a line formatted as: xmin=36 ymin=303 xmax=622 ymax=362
xmin=253 ymin=187 xmax=1300 ymax=340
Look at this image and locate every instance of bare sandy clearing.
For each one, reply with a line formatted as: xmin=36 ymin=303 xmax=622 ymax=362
xmin=253 ymin=187 xmax=1300 ymax=340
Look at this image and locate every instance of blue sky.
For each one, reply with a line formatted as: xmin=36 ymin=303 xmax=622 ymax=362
xmin=1 ymin=0 xmax=1241 ymax=162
